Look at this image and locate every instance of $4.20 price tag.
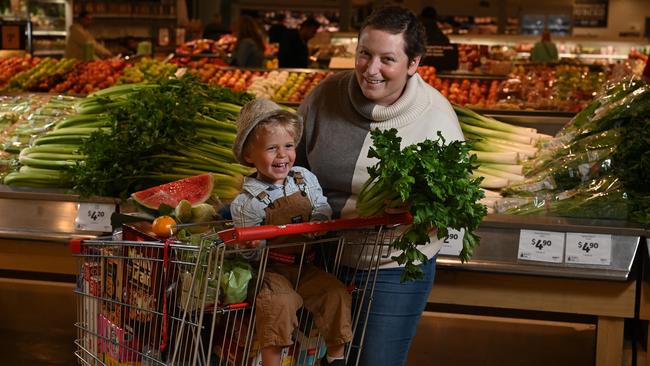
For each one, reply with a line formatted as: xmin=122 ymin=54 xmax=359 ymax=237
xmin=518 ymin=229 xmax=565 ymax=263
xmin=565 ymin=232 xmax=612 ymax=265
xmin=439 ymin=228 xmax=465 ymax=256
xmin=75 ymin=202 xmax=116 ymax=232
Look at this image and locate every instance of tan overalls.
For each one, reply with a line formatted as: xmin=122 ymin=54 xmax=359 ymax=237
xmin=254 ymin=172 xmax=352 ymax=349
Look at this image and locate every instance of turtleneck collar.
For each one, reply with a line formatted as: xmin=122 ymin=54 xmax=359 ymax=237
xmin=348 ymin=71 xmax=431 ymax=129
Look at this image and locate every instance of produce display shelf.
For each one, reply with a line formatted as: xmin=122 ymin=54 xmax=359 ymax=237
xmin=438 ymin=214 xmax=644 ymax=281
xmin=31 ymin=30 xmax=66 ymax=37
xmin=0 ymin=185 xmax=117 ymax=242
xmin=33 ymin=49 xmax=65 ymax=57
xmin=91 ymin=14 xmax=176 ymax=20
xmin=431 ymin=214 xmax=645 ymax=366
xmin=640 ymin=236 xmax=650 ymax=365
xmin=437 ymin=71 xmax=507 ymax=80
xmin=32 ymin=0 xmax=66 ymax=4
xmin=175 ymin=53 xmax=226 ymax=59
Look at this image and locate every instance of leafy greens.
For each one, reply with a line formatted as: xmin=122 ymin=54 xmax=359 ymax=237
xmin=357 ymin=128 xmax=487 ymax=281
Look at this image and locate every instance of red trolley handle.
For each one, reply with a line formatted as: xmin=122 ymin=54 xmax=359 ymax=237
xmin=69 ymin=236 xmax=97 ymax=254
xmin=217 ymin=212 xmax=412 ymax=244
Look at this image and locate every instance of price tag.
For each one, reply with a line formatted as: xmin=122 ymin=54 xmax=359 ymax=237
xmin=75 ymin=203 xmax=116 ymax=232
xmin=565 ymin=232 xmax=612 ymax=265
xmin=518 ymin=229 xmax=565 ymax=263
xmin=439 ymin=228 xmax=465 ymax=256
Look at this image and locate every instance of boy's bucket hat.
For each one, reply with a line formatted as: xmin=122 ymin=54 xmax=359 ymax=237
xmin=232 ymin=99 xmax=303 ymax=167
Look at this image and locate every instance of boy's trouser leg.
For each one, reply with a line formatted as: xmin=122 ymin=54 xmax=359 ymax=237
xmin=255 ymin=270 xmax=303 ymax=348
xmin=294 ymin=265 xmax=353 ymax=347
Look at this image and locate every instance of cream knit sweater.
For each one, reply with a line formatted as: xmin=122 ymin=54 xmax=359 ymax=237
xmin=298 ymin=70 xmax=463 ymax=267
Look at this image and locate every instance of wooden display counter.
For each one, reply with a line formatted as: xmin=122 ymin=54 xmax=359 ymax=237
xmin=425 ymin=214 xmax=644 ymax=366
xmin=429 ymin=269 xmax=636 ymax=366
xmin=638 ymin=239 xmax=650 ymax=365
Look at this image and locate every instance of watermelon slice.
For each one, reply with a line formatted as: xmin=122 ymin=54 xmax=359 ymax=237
xmin=131 ymin=174 xmax=214 ymax=210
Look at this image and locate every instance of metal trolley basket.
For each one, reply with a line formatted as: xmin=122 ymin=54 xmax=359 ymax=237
xmin=71 ymin=213 xmax=411 ymax=366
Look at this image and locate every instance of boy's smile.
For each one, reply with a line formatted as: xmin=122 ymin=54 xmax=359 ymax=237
xmin=244 ymin=127 xmax=296 ymax=185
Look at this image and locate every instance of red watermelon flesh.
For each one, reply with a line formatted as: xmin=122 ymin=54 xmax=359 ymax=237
xmin=131 ymin=174 xmax=214 ymax=210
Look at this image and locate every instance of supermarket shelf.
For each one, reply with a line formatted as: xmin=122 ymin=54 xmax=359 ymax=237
xmin=31 ymin=0 xmax=67 ymax=4
xmin=516 ymin=52 xmax=629 ymax=60
xmin=92 ymin=14 xmax=176 ymax=20
xmin=32 ymin=30 xmax=67 ymax=37
xmin=438 ymin=71 xmax=506 ymax=80
xmin=33 ymin=49 xmax=65 ymax=56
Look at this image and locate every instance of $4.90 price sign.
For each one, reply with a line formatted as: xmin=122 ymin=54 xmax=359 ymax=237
xmin=75 ymin=202 xmax=116 ymax=232
xmin=565 ymin=232 xmax=612 ymax=265
xmin=439 ymin=228 xmax=465 ymax=256
xmin=518 ymin=229 xmax=565 ymax=263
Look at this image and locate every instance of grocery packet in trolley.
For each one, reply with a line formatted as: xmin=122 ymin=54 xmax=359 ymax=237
xmin=101 ymin=246 xmax=124 ymax=327
xmin=120 ymin=222 xmax=166 ymax=353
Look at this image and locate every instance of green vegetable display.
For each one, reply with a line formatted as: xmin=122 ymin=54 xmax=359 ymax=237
xmin=357 ymin=128 xmax=487 ymax=281
xmin=502 ymin=77 xmax=650 ymax=223
xmin=69 ymin=75 xmax=253 ymax=198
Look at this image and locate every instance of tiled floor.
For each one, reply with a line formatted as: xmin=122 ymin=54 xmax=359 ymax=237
xmin=0 ymin=329 xmax=75 ymax=365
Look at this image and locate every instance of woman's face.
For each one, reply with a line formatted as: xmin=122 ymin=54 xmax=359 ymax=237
xmin=355 ymin=27 xmax=420 ymax=106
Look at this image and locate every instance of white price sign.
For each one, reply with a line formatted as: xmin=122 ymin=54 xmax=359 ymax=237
xmin=518 ymin=229 xmax=565 ymax=263
xmin=75 ymin=202 xmax=115 ymax=232
xmin=439 ymin=228 xmax=465 ymax=256
xmin=565 ymin=232 xmax=612 ymax=265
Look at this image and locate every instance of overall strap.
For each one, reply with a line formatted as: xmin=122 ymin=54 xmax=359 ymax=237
xmin=289 ymin=170 xmax=307 ymax=196
xmin=255 ymin=191 xmax=275 ymax=209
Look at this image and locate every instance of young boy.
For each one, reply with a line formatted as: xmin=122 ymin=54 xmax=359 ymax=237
xmin=230 ymin=98 xmax=351 ymax=366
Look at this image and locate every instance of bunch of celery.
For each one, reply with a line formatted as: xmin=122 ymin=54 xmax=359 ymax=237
xmin=357 ymin=128 xmax=486 ymax=281
xmin=4 ymin=75 xmax=253 ymax=200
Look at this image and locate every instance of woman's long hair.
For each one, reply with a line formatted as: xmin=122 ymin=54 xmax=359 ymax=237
xmin=235 ymin=15 xmax=266 ymax=51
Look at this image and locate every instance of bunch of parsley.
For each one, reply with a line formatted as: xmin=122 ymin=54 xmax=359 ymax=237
xmin=358 ymin=128 xmax=487 ymax=281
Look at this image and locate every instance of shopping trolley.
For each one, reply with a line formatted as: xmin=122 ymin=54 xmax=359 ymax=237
xmin=70 ymin=212 xmax=412 ymax=366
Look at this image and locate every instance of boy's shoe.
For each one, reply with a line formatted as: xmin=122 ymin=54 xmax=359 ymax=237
xmin=320 ymin=357 xmax=346 ymax=366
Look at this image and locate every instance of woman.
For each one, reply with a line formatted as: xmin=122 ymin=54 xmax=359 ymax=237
xmin=530 ymin=30 xmax=559 ymax=63
xmin=231 ymin=15 xmax=265 ymax=68
xmin=296 ymin=5 xmax=463 ymax=366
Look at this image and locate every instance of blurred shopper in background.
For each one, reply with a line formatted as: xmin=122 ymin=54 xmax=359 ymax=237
xmin=419 ymin=6 xmax=449 ymax=45
xmin=642 ymin=55 xmax=650 ymax=82
xmin=230 ymin=15 xmax=265 ymax=68
xmin=278 ymin=17 xmax=320 ymax=68
xmin=203 ymin=13 xmax=230 ymax=40
xmin=268 ymin=13 xmax=288 ymax=44
xmin=65 ymin=11 xmax=112 ymax=60
xmin=530 ymin=30 xmax=559 ymax=63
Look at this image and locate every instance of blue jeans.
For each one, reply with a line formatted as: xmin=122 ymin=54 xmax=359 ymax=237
xmin=345 ymin=257 xmax=436 ymax=366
